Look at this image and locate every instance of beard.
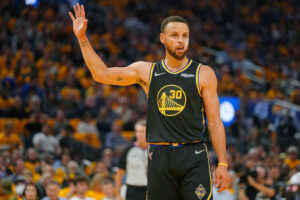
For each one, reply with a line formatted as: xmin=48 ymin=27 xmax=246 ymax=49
xmin=165 ymin=43 xmax=188 ymax=60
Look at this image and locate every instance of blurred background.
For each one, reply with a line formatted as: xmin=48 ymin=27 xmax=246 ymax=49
xmin=0 ymin=0 xmax=299 ymax=199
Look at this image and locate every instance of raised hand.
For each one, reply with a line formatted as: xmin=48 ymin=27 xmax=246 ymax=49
xmin=68 ymin=3 xmax=88 ymax=40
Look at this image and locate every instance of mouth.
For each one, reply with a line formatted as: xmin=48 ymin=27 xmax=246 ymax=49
xmin=176 ymin=47 xmax=185 ymax=53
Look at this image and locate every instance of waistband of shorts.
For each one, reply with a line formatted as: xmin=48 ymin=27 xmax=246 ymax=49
xmin=149 ymin=140 xmax=203 ymax=148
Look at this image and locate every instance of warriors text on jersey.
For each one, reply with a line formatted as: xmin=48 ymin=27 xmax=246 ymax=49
xmin=146 ymin=59 xmax=206 ymax=143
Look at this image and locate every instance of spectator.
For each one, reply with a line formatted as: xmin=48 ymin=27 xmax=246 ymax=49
xmin=105 ymin=120 xmax=128 ymax=149
xmin=284 ymin=146 xmax=300 ymax=170
xmin=59 ymin=125 xmax=76 ymax=153
xmin=96 ymin=107 xmax=112 ymax=147
xmin=91 ymin=161 xmax=110 ymax=179
xmin=5 ymin=96 xmax=29 ymax=119
xmin=86 ymin=174 xmax=105 ymax=200
xmin=36 ymin=171 xmax=53 ymax=199
xmin=77 ymin=111 xmax=99 ymax=135
xmin=53 ymin=109 xmax=69 ymax=136
xmin=41 ymin=181 xmax=66 ymax=200
xmin=0 ymin=178 xmax=14 ymax=200
xmin=102 ymin=179 xmax=116 ymax=200
xmin=239 ymin=166 xmax=275 ymax=200
xmin=33 ymin=124 xmax=58 ymax=154
xmin=10 ymin=176 xmax=27 ymax=200
xmin=70 ymin=176 xmax=95 ymax=200
xmin=23 ymin=183 xmax=39 ymax=200
xmin=24 ymin=148 xmax=40 ymax=177
xmin=0 ymin=120 xmax=23 ymax=153
xmin=11 ymin=159 xmax=25 ymax=182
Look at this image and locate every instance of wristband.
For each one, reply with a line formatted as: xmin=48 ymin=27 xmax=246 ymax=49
xmin=218 ymin=163 xmax=228 ymax=168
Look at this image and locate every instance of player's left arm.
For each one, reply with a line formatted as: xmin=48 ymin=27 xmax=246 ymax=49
xmin=200 ymin=65 xmax=230 ymax=193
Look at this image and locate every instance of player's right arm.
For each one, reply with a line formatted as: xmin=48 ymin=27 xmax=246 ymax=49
xmin=69 ymin=4 xmax=151 ymax=90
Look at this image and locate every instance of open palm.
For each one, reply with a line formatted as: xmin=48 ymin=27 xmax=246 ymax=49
xmin=68 ymin=3 xmax=87 ymax=40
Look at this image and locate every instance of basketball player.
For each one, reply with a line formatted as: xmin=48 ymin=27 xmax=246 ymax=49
xmin=69 ymin=4 xmax=230 ymax=199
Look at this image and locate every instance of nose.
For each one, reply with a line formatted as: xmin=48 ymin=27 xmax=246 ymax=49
xmin=178 ymin=36 xmax=184 ymax=43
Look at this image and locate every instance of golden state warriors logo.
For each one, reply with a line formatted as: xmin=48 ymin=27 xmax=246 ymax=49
xmin=195 ymin=184 xmax=206 ymax=199
xmin=157 ymin=85 xmax=186 ymax=116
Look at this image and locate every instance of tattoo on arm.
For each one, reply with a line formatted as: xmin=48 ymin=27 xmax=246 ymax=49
xmin=80 ymin=41 xmax=88 ymax=47
xmin=116 ymin=76 xmax=123 ymax=81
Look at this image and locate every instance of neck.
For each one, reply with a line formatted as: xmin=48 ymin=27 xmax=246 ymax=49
xmin=165 ymin=53 xmax=188 ymax=70
xmin=77 ymin=193 xmax=85 ymax=199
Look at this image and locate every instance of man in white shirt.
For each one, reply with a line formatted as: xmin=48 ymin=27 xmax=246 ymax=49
xmin=33 ymin=124 xmax=58 ymax=154
xmin=70 ymin=176 xmax=95 ymax=200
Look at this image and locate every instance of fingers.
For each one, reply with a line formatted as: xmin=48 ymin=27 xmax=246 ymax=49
xmin=68 ymin=11 xmax=75 ymax=21
xmin=217 ymin=175 xmax=230 ymax=193
xmin=71 ymin=3 xmax=85 ymax=20
xmin=81 ymin=5 xmax=85 ymax=18
xmin=214 ymin=174 xmax=220 ymax=188
xmin=73 ymin=4 xmax=78 ymax=18
xmin=76 ymin=3 xmax=81 ymax=17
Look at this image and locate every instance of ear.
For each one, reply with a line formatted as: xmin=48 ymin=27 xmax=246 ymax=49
xmin=160 ymin=33 xmax=165 ymax=44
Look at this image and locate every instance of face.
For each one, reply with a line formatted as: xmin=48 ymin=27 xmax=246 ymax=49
xmin=46 ymin=184 xmax=59 ymax=200
xmin=102 ymin=183 xmax=115 ymax=198
xmin=28 ymin=149 xmax=37 ymax=161
xmin=24 ymin=185 xmax=37 ymax=200
xmin=95 ymin=162 xmax=108 ymax=174
xmin=256 ymin=168 xmax=266 ymax=184
xmin=76 ymin=181 xmax=88 ymax=195
xmin=15 ymin=159 xmax=25 ymax=174
xmin=135 ymin=124 xmax=147 ymax=144
xmin=160 ymin=22 xmax=189 ymax=60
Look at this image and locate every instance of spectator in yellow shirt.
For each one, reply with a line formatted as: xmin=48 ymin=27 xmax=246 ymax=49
xmin=284 ymin=146 xmax=300 ymax=170
xmin=0 ymin=121 xmax=23 ymax=153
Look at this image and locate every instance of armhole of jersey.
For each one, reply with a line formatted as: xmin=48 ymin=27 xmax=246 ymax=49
xmin=195 ymin=63 xmax=203 ymax=97
xmin=147 ymin=63 xmax=155 ymax=98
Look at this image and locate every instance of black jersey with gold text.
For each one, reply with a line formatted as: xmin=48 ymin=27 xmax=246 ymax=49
xmin=146 ymin=59 xmax=206 ymax=143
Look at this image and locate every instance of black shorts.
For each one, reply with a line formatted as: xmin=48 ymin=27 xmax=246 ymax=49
xmin=126 ymin=184 xmax=147 ymax=200
xmin=147 ymin=142 xmax=213 ymax=200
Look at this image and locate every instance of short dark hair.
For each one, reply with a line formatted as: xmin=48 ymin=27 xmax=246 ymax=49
xmin=161 ymin=16 xmax=188 ymax=33
xmin=74 ymin=175 xmax=89 ymax=185
xmin=46 ymin=180 xmax=60 ymax=188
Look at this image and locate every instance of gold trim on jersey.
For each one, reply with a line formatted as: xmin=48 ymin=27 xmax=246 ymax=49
xmin=148 ymin=63 xmax=156 ymax=86
xmin=204 ymin=144 xmax=212 ymax=200
xmin=156 ymin=84 xmax=187 ymax=117
xmin=162 ymin=59 xmax=193 ymax=74
xmin=196 ymin=63 xmax=202 ymax=96
xmin=147 ymin=63 xmax=156 ymax=99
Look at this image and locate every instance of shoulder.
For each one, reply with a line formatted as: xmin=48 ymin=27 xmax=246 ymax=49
xmin=199 ymin=65 xmax=217 ymax=85
xmin=199 ymin=65 xmax=216 ymax=76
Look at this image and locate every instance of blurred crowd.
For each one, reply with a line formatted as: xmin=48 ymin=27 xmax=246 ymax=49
xmin=0 ymin=0 xmax=300 ymax=199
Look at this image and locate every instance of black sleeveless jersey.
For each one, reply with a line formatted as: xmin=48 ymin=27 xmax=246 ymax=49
xmin=146 ymin=59 xmax=206 ymax=143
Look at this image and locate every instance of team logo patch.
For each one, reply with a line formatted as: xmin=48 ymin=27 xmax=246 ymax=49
xmin=157 ymin=85 xmax=186 ymax=116
xmin=195 ymin=184 xmax=206 ymax=200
